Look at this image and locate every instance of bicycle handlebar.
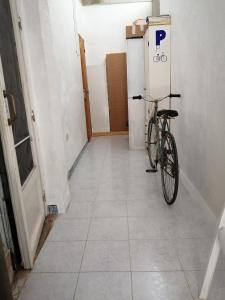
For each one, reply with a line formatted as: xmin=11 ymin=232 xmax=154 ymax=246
xmin=169 ymin=93 xmax=181 ymax=98
xmin=132 ymin=95 xmax=142 ymax=100
xmin=132 ymin=93 xmax=181 ymax=102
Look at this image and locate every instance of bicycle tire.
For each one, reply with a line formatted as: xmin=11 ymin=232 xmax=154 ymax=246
xmin=147 ymin=119 xmax=157 ymax=169
xmin=160 ymin=131 xmax=179 ymax=205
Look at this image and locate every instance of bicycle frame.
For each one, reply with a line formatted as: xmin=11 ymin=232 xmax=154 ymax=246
xmin=151 ymin=101 xmax=170 ymax=166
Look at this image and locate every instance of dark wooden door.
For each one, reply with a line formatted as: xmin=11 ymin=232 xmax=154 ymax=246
xmin=79 ymin=35 xmax=92 ymax=141
xmin=106 ymin=53 xmax=128 ymax=132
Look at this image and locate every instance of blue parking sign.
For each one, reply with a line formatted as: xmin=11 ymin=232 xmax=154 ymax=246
xmin=156 ymin=30 xmax=166 ymax=47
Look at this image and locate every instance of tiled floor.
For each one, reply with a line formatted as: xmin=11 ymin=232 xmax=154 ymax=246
xmin=19 ymin=136 xmax=225 ymax=300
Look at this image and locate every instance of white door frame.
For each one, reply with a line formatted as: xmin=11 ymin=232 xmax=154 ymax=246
xmin=0 ymin=0 xmax=46 ymax=268
xmin=9 ymin=0 xmax=45 ymax=191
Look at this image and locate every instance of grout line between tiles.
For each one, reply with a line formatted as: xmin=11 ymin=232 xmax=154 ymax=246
xmin=72 ymin=140 xmax=109 ymax=300
xmin=30 ymin=269 xmax=206 ymax=274
xmin=175 ymin=244 xmax=196 ymax=299
xmin=126 ymin=195 xmax=134 ymax=300
xmin=183 ymin=270 xmax=196 ymax=300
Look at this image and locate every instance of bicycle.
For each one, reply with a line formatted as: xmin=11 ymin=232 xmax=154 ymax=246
xmin=132 ymin=93 xmax=181 ymax=205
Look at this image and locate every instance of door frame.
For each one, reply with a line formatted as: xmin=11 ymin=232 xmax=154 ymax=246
xmin=9 ymin=0 xmax=44 ymax=182
xmin=0 ymin=60 xmax=32 ymax=268
xmin=0 ymin=0 xmax=46 ymax=268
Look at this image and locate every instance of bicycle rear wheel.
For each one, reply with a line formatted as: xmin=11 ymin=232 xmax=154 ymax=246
xmin=147 ymin=119 xmax=157 ymax=169
xmin=160 ymin=131 xmax=179 ymax=205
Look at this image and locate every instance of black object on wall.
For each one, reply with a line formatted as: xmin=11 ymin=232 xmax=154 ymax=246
xmin=0 ymin=236 xmax=14 ymax=300
xmin=0 ymin=138 xmax=21 ymax=269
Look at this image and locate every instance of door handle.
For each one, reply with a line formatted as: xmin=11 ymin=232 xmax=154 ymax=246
xmin=3 ymin=91 xmax=17 ymax=125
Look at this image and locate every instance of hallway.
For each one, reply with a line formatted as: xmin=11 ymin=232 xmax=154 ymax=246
xmin=19 ymin=136 xmax=225 ymax=300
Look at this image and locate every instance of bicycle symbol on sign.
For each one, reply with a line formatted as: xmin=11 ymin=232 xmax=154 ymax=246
xmin=153 ymin=52 xmax=168 ymax=63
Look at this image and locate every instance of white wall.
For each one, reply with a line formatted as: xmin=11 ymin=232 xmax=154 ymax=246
xmin=160 ymin=0 xmax=170 ymax=14
xmin=127 ymin=39 xmax=145 ymax=150
xmin=161 ymin=0 xmax=225 ymax=216
xmin=78 ymin=2 xmax=151 ymax=132
xmin=17 ymin=0 xmax=87 ymax=212
xmin=47 ymin=0 xmax=87 ymax=171
xmin=152 ymin=0 xmax=160 ymax=16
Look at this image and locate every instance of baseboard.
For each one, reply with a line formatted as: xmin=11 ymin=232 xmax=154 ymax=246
xmin=92 ymin=131 xmax=128 ymax=137
xmin=67 ymin=141 xmax=88 ymax=180
xmin=180 ymin=169 xmax=217 ymax=223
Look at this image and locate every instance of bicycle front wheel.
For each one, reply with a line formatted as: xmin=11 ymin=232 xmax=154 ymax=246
xmin=147 ymin=119 xmax=157 ymax=169
xmin=160 ymin=131 xmax=179 ymax=205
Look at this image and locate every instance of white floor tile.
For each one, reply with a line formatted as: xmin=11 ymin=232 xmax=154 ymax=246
xmin=88 ymin=217 xmax=128 ymax=240
xmin=95 ymin=192 xmax=128 ymax=202
xmin=33 ymin=242 xmax=85 ymax=272
xmin=81 ymin=241 xmax=130 ymax=271
xmin=127 ymin=184 xmax=161 ymax=199
xmin=93 ymin=201 xmax=127 ymax=217
xmin=128 ymin=217 xmax=176 ymax=240
xmin=70 ymin=176 xmax=100 ymax=189
xmin=63 ymin=202 xmax=94 ymax=218
xmin=127 ymin=198 xmax=174 ymax=218
xmin=48 ymin=218 xmax=90 ymax=242
xmin=19 ymin=273 xmax=78 ymax=300
xmin=75 ymin=272 xmax=132 ymax=300
xmin=70 ymin=188 xmax=98 ymax=202
xmin=175 ymin=215 xmax=215 ymax=239
xmin=130 ymin=239 xmax=181 ymax=271
xmin=176 ymin=238 xmax=215 ymax=271
xmin=132 ymin=271 xmax=193 ymax=300
xmin=98 ymin=179 xmax=128 ymax=193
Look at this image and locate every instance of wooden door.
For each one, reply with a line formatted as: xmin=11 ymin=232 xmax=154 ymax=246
xmin=79 ymin=35 xmax=92 ymax=141
xmin=106 ymin=53 xmax=128 ymax=132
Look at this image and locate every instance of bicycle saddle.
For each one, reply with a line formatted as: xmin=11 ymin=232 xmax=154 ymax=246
xmin=157 ymin=109 xmax=178 ymax=118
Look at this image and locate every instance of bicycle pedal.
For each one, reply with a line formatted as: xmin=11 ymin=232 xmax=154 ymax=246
xmin=146 ymin=169 xmax=158 ymax=173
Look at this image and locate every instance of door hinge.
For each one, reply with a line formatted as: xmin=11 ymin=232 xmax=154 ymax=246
xmin=42 ymin=192 xmax=46 ymax=203
xmin=18 ymin=17 xmax=22 ymax=31
xmin=31 ymin=110 xmax=36 ymax=122
xmin=3 ymin=91 xmax=10 ymax=121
